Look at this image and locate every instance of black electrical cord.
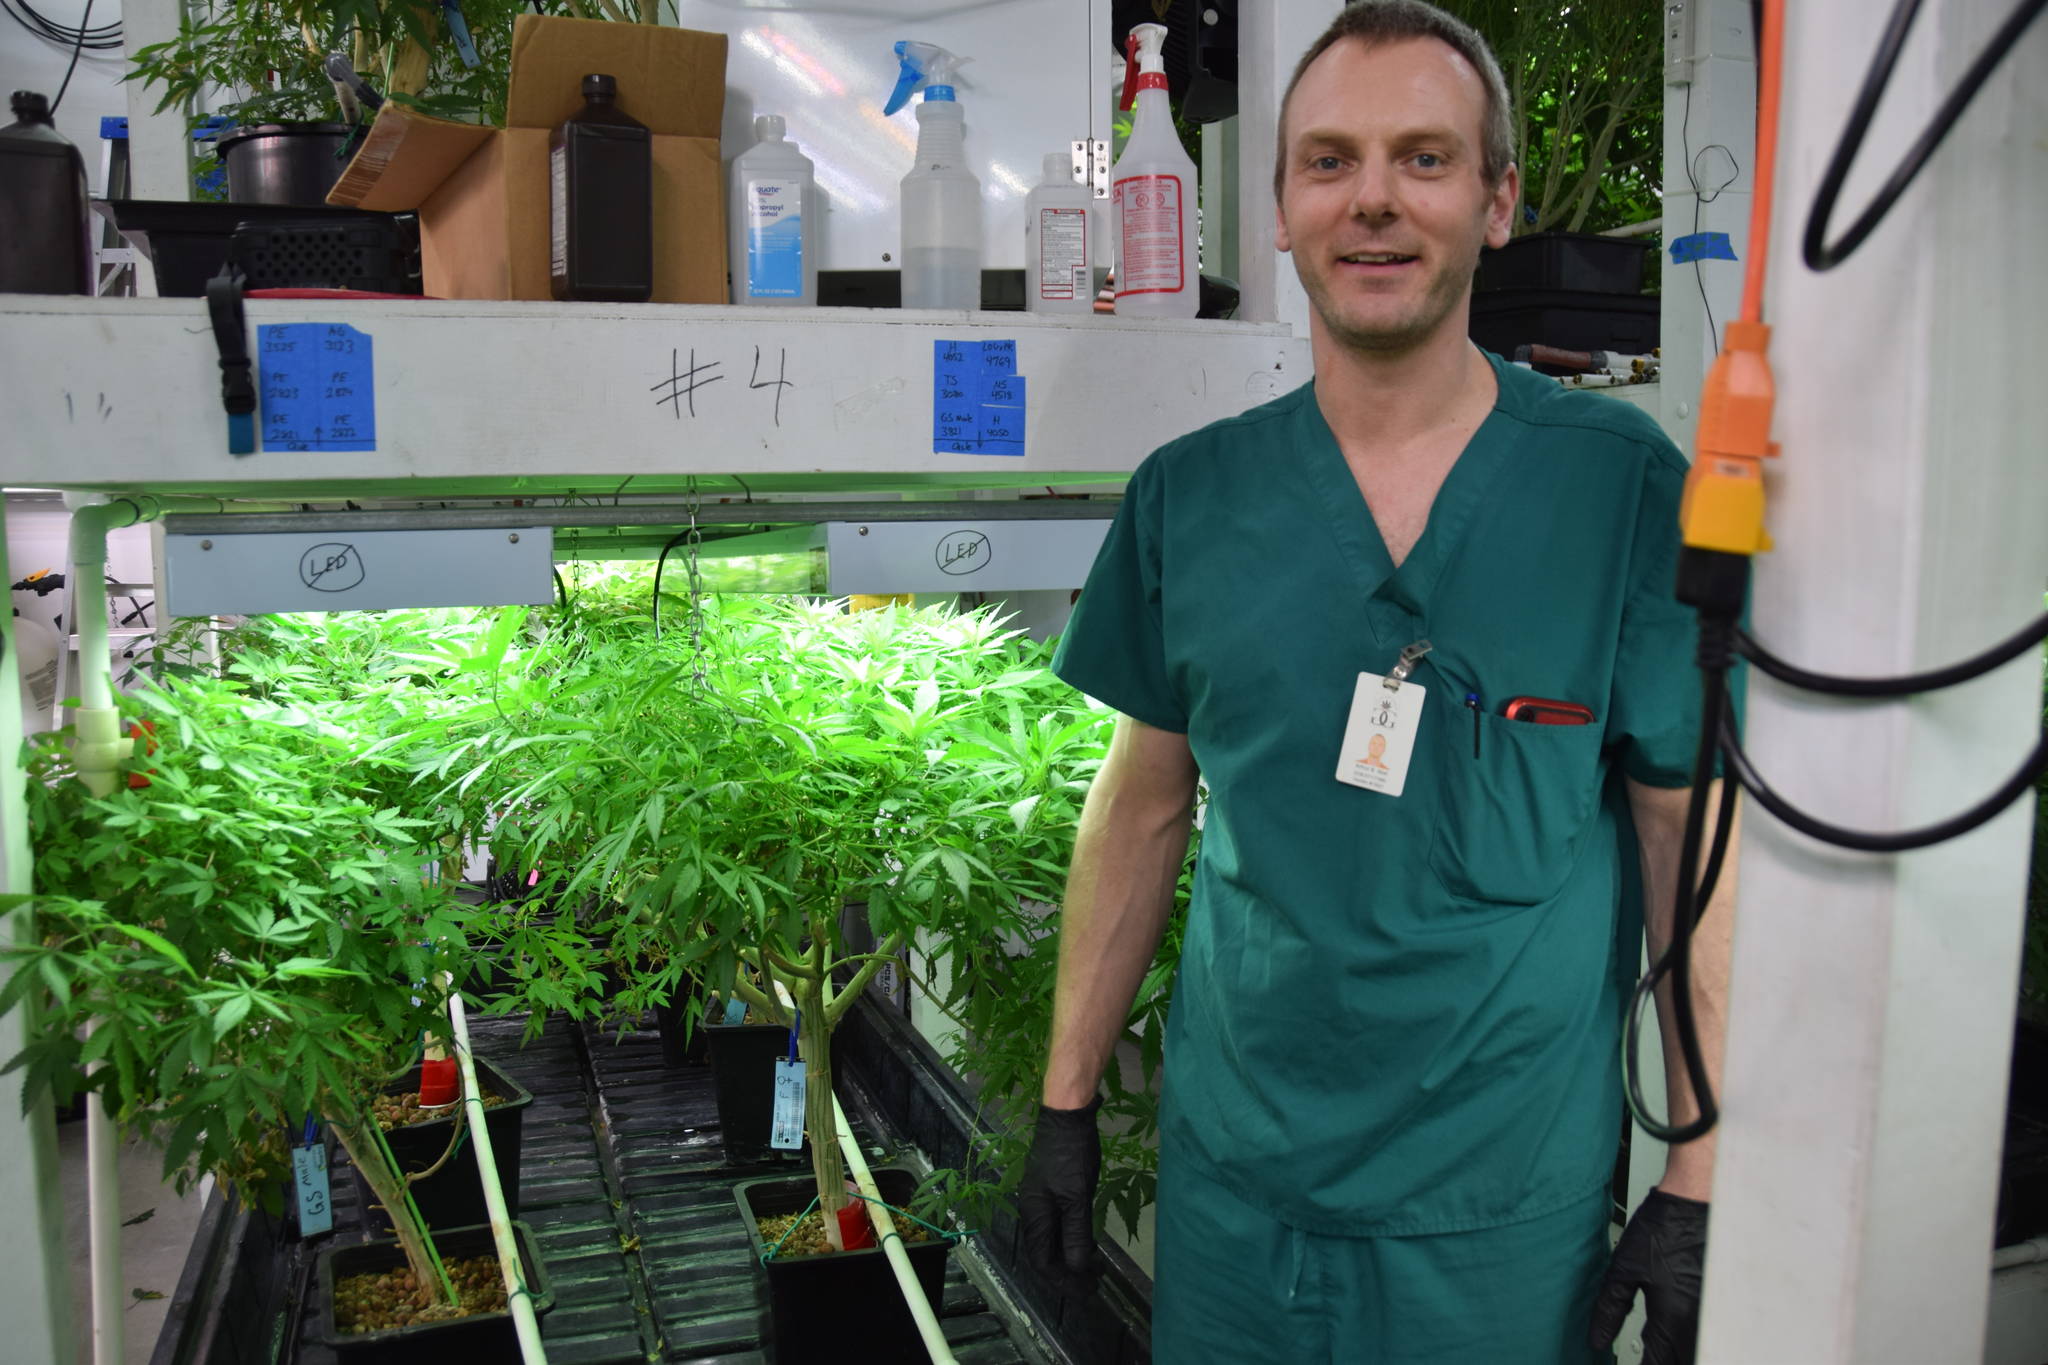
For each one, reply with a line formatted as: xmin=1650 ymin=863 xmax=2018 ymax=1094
xmin=1678 ymin=83 xmax=1740 ymax=357
xmin=1623 ymin=648 xmax=1731 ymax=1145
xmin=47 ymin=0 xmax=94 ymax=117
xmin=1723 ymin=700 xmax=2048 ymax=854
xmin=0 ymin=0 xmax=120 ymax=50
xmin=1804 ymin=0 xmax=2048 ymax=271
xmin=552 ymin=567 xmax=569 ymax=613
xmin=1739 ymin=611 xmax=2048 ymax=698
xmin=651 ymin=529 xmax=691 ymax=640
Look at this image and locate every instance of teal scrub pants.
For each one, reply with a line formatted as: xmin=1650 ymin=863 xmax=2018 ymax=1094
xmin=1151 ymin=1150 xmax=1614 ymax=1365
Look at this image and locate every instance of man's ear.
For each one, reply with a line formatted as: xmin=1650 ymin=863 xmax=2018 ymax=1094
xmin=1275 ymin=195 xmax=1293 ymax=255
xmin=1486 ymin=164 xmax=1521 ymax=249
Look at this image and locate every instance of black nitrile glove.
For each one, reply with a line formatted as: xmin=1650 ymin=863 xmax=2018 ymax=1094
xmin=1590 ymin=1190 xmax=1709 ymax=1365
xmin=1016 ymin=1096 xmax=1102 ymax=1278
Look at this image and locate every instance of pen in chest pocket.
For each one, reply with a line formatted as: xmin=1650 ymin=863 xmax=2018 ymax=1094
xmin=1464 ymin=693 xmax=1481 ymax=759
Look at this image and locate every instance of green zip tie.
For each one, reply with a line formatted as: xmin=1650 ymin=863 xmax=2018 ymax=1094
xmin=365 ymin=1112 xmax=459 ymax=1306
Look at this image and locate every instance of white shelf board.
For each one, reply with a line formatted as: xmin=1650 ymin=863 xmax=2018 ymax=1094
xmin=0 ymin=297 xmax=1308 ymax=501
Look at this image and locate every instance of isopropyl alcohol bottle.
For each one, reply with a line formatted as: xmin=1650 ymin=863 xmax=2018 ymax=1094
xmin=1024 ymin=152 xmax=1094 ymax=315
xmin=550 ymin=73 xmax=652 ymax=303
xmin=729 ymin=115 xmax=817 ymax=307
xmin=1112 ymin=24 xmax=1199 ymax=319
xmin=886 ymin=41 xmax=982 ymax=311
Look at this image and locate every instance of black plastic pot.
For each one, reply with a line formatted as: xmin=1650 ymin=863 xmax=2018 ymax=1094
xmin=350 ymin=1055 xmax=533 ymax=1235
xmin=216 ymin=122 xmax=353 ymax=206
xmin=704 ymin=1021 xmax=804 ymax=1163
xmin=313 ymin=1219 xmax=552 ymax=1362
xmin=735 ymin=1166 xmax=955 ymax=1364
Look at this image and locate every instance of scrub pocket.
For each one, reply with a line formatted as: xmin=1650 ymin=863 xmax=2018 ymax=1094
xmin=1430 ymin=712 xmax=1606 ymax=905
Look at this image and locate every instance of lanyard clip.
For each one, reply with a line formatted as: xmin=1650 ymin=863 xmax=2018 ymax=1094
xmin=1384 ymin=639 xmax=1432 ymax=690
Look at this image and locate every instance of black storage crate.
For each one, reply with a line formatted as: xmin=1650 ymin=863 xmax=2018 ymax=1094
xmin=350 ymin=1055 xmax=533 ymax=1235
xmin=1468 ymin=289 xmax=1659 ymax=362
xmin=313 ymin=1219 xmax=552 ymax=1363
xmin=92 ymin=200 xmax=418 ymax=297
xmin=1476 ymin=230 xmax=1653 ymax=294
xmin=226 ymin=216 xmax=418 ymax=293
xmin=734 ymin=1166 xmax=955 ymax=1364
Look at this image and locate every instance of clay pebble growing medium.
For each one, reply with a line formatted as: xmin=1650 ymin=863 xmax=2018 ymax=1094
xmin=370 ymin=1086 xmax=509 ymax=1131
xmin=756 ymin=1207 xmax=936 ymax=1261
xmin=334 ymin=1253 xmax=509 ymax=1333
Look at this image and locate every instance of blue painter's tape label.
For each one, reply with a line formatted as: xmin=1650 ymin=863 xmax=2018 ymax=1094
xmin=933 ymin=340 xmax=1027 ymax=457
xmin=1669 ymin=232 xmax=1738 ymax=264
xmin=260 ymin=323 xmax=375 ymax=453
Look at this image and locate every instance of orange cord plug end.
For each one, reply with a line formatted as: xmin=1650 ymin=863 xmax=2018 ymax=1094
xmin=1681 ymin=320 xmax=1778 ymax=556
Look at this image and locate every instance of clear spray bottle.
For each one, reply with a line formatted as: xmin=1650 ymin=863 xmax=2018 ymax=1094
xmin=1112 ymin=22 xmax=1199 ymax=319
xmin=886 ymin=40 xmax=982 ymax=311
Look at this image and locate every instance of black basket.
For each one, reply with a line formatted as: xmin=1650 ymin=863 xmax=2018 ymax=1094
xmin=1468 ymin=289 xmax=1660 ymax=362
xmin=226 ymin=215 xmax=419 ymax=293
xmin=1476 ymin=231 xmax=1653 ymax=295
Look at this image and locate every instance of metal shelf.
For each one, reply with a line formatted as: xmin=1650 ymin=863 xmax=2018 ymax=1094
xmin=0 ymin=296 xmax=1309 ymax=502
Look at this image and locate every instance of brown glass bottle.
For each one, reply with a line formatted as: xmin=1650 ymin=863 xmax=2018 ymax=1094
xmin=0 ymin=90 xmax=92 ymax=295
xmin=550 ymin=73 xmax=652 ymax=303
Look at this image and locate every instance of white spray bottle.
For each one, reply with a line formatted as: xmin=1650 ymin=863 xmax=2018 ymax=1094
xmin=729 ymin=114 xmax=818 ymax=307
xmin=886 ymin=40 xmax=982 ymax=311
xmin=1112 ymin=22 xmax=1199 ymax=319
xmin=1024 ymin=151 xmax=1095 ymax=315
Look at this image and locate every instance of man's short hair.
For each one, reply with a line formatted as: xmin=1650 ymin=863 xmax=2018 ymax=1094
xmin=1274 ymin=1 xmax=1517 ymax=201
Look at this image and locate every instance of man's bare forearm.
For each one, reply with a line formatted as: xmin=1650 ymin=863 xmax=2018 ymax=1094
xmin=1627 ymin=778 xmax=1739 ymax=1199
xmin=1042 ymin=715 xmax=1199 ymax=1110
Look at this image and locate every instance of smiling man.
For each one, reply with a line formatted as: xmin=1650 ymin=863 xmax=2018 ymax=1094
xmin=1016 ymin=3 xmax=1731 ymax=1364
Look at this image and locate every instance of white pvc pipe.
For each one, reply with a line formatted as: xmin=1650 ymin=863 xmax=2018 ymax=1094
xmin=1993 ymin=1237 xmax=2048 ymax=1271
xmin=64 ymin=493 xmax=151 ymax=1365
xmin=446 ymin=992 xmax=547 ymax=1364
xmin=830 ymin=1092 xmax=958 ymax=1365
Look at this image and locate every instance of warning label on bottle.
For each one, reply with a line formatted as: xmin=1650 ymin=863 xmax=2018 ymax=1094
xmin=1037 ymin=207 xmax=1088 ymax=301
xmin=1113 ymin=173 xmax=1185 ymax=296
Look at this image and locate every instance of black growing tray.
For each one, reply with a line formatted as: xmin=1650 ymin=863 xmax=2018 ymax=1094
xmin=91 ymin=200 xmax=414 ymax=298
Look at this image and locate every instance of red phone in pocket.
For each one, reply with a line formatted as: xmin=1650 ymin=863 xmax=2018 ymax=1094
xmin=1501 ymin=696 xmax=1597 ymax=726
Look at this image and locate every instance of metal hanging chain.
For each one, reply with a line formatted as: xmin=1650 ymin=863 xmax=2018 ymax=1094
xmin=685 ymin=476 xmax=707 ymax=688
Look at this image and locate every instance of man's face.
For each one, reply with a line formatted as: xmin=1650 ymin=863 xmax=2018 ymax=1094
xmin=1275 ymin=36 xmax=1518 ymax=356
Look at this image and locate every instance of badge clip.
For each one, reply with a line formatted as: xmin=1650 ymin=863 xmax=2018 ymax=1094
xmin=1384 ymin=639 xmax=1433 ymax=690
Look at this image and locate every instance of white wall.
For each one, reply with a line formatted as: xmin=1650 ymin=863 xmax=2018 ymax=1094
xmin=1 ymin=0 xmax=131 ymax=194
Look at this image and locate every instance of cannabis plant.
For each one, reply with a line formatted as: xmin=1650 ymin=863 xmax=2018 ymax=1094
xmin=0 ymin=673 xmax=479 ymax=1308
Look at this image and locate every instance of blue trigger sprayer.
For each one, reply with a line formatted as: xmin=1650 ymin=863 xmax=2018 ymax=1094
xmin=886 ymin=40 xmax=982 ymax=311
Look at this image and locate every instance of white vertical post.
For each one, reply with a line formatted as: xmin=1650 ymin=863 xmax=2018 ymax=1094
xmin=1234 ymin=0 xmax=1325 ymax=332
xmin=0 ymin=520 xmax=78 ymax=1365
xmin=1699 ymin=2 xmax=2048 ymax=1362
xmin=1658 ymin=0 xmax=1755 ymax=455
xmin=120 ymin=0 xmax=191 ymax=201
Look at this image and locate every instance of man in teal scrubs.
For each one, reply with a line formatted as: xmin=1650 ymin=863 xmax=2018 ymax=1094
xmin=1016 ymin=4 xmax=1738 ymax=1363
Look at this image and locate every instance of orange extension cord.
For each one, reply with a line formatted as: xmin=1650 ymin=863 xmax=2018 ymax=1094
xmin=1678 ymin=0 xmax=1784 ymax=557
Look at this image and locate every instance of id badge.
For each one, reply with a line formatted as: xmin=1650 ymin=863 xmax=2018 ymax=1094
xmin=1335 ymin=673 xmax=1426 ymax=797
xmin=770 ymin=1058 xmax=807 ymax=1150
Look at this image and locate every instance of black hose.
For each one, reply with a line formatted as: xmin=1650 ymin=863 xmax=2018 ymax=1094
xmin=1737 ymin=613 xmax=2048 ymax=698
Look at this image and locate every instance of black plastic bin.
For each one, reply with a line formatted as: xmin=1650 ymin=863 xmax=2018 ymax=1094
xmin=91 ymin=200 xmax=416 ymax=297
xmin=350 ymin=1055 xmax=533 ymax=1235
xmin=1476 ymin=230 xmax=1653 ymax=294
xmin=704 ymin=1021 xmax=805 ymax=1163
xmin=1468 ymin=289 xmax=1660 ymax=362
xmin=734 ymin=1166 xmax=955 ymax=1364
xmin=313 ymin=1219 xmax=552 ymax=1363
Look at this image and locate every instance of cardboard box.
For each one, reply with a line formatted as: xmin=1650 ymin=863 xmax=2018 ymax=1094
xmin=328 ymin=14 xmax=728 ymax=303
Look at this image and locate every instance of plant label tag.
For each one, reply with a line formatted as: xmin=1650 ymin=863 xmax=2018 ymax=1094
xmin=292 ymin=1143 xmax=332 ymax=1236
xmin=722 ymin=997 xmax=749 ymax=1026
xmin=770 ymin=1059 xmax=806 ymax=1150
xmin=1335 ymin=673 xmax=1426 ymax=798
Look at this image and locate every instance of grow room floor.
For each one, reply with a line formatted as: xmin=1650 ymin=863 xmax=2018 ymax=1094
xmin=284 ymin=1012 xmax=1051 ymax=1365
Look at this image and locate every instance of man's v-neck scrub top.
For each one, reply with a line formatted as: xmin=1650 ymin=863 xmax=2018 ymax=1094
xmin=1051 ymin=354 xmax=1702 ymax=1236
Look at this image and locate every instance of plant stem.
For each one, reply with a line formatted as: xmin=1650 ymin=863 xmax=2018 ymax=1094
xmin=797 ymin=972 xmax=847 ymax=1226
xmin=330 ymin=1105 xmax=456 ymax=1307
xmin=825 ymin=932 xmax=906 ymax=1027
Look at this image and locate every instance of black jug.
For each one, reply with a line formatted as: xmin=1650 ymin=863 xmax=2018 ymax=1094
xmin=0 ymin=91 xmax=92 ymax=295
xmin=549 ymin=73 xmax=652 ymax=303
